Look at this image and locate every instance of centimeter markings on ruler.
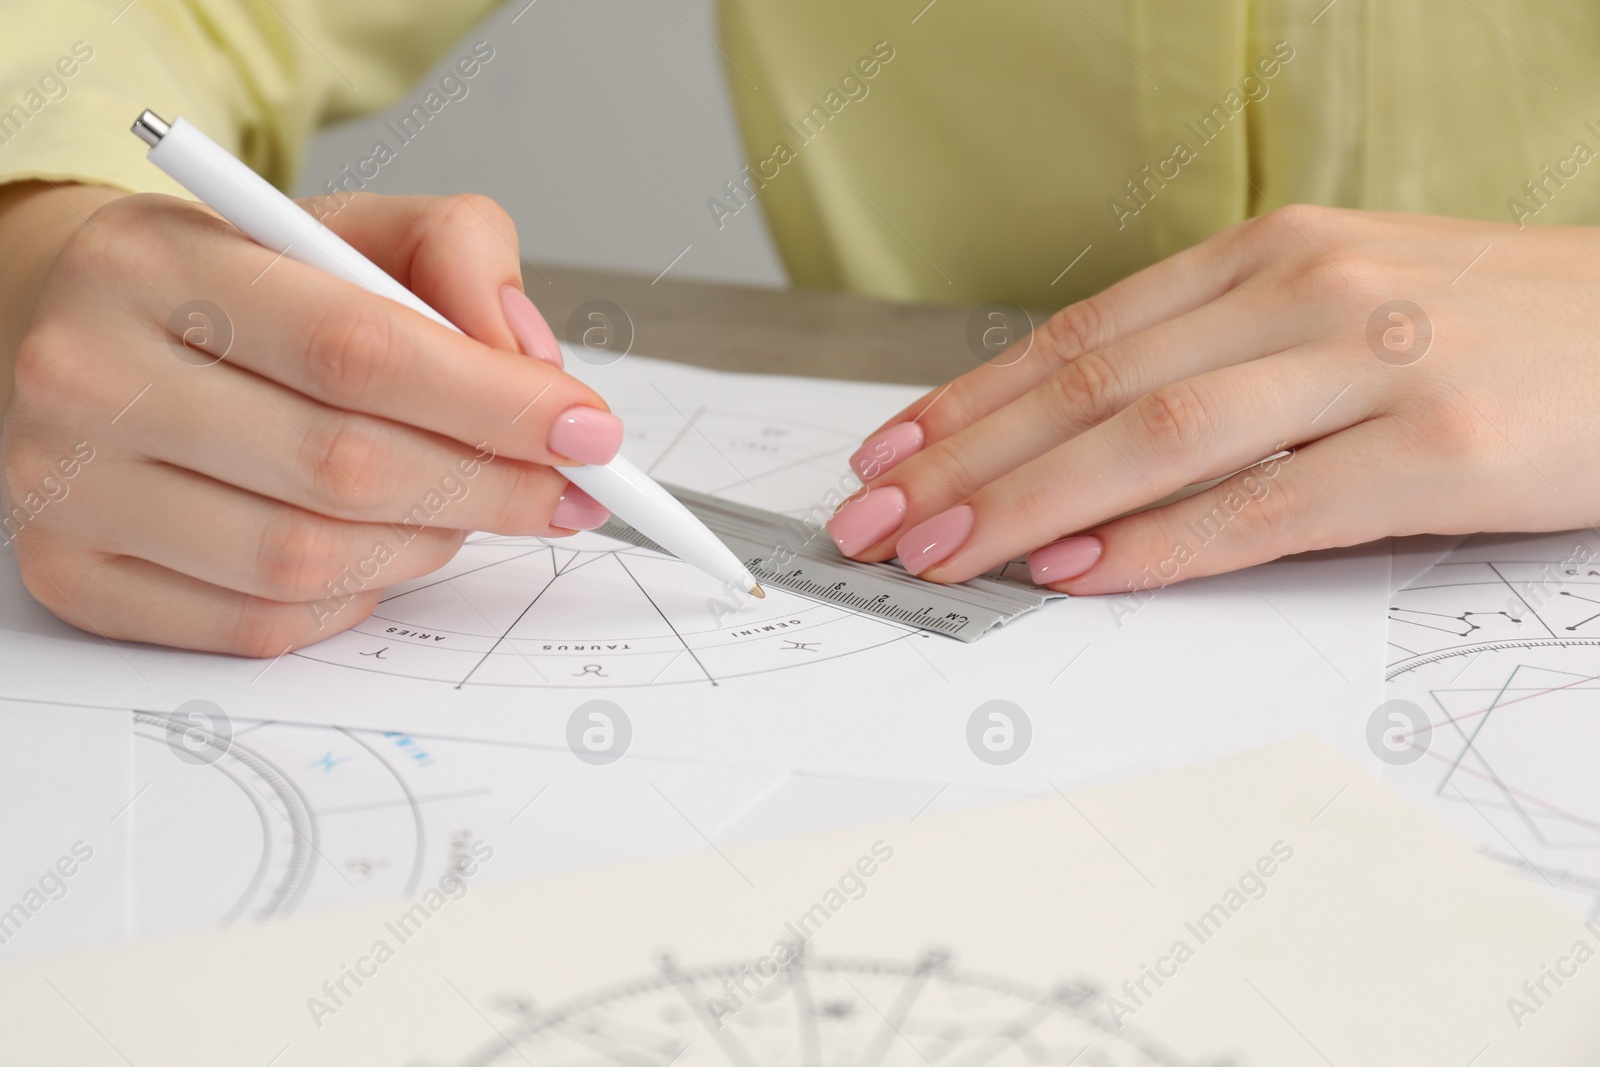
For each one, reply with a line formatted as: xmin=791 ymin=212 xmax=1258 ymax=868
xmin=597 ymin=485 xmax=1062 ymax=642
xmin=736 ymin=562 xmax=970 ymax=634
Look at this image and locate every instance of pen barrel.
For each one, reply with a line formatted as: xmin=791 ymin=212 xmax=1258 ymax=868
xmin=139 ymin=114 xmax=754 ymax=595
xmin=145 ymin=118 xmax=455 ymax=331
xmin=564 ymin=458 xmax=756 ymax=594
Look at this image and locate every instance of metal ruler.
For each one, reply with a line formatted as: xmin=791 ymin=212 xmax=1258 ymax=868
xmin=597 ymin=486 xmax=1063 ymax=642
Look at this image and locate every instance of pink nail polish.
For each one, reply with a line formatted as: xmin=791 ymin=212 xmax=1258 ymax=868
xmin=896 ymin=504 xmax=974 ymax=575
xmin=850 ymin=422 xmax=925 ymax=479
xmin=1028 ymin=535 xmax=1102 ymax=585
xmin=500 ymin=285 xmax=564 ymax=367
xmin=550 ymin=483 xmax=609 ymax=531
xmin=827 ymin=487 xmax=907 ymax=556
xmin=547 ymin=407 xmax=624 ymax=465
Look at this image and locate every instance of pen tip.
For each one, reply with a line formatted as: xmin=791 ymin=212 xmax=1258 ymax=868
xmin=750 ymin=583 xmax=766 ymax=599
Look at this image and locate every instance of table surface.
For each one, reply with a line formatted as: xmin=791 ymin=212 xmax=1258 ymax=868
xmin=523 ymin=262 xmax=1021 ymax=386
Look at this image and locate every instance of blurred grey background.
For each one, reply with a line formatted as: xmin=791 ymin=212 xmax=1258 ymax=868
xmin=294 ymin=0 xmax=787 ymax=288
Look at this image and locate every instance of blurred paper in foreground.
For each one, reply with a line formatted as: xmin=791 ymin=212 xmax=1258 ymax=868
xmin=3 ymin=735 xmax=1595 ymax=1066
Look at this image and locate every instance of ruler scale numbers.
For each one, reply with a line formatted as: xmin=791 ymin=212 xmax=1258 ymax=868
xmin=598 ymin=486 xmax=1061 ymax=642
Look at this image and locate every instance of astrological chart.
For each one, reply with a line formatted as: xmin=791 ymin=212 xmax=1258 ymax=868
xmin=1386 ymin=532 xmax=1600 ymax=675
xmin=444 ymin=949 xmax=1196 ymax=1067
xmin=129 ymin=712 xmax=458 ymax=933
xmin=121 ymin=705 xmax=795 ymax=940
xmin=1385 ymin=532 xmax=1600 ymax=919
xmin=291 ymin=406 xmax=925 ymax=689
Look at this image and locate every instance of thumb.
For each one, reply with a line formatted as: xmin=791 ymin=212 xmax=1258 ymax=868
xmin=299 ymin=190 xmax=562 ymax=365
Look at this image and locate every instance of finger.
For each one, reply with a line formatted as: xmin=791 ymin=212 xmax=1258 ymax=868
xmin=145 ymin=209 xmax=612 ymax=468
xmin=1026 ymin=420 xmax=1404 ymax=594
xmin=79 ymin=460 xmax=467 ymax=603
xmin=879 ymin=351 xmax=1380 ymax=580
xmin=306 ymin=191 xmax=563 ymax=365
xmin=843 ymin=283 xmax=1295 ymax=525
xmin=123 ymin=361 xmax=606 ymax=534
xmin=848 ymin=220 xmax=1271 ymax=476
xmin=18 ymin=550 xmax=380 ymax=657
xmin=501 ymin=284 xmax=564 ymax=368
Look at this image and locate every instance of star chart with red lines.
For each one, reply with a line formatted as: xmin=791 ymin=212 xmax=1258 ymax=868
xmin=1387 ymin=533 xmax=1600 ymax=920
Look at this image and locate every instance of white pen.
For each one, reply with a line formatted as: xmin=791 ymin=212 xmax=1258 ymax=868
xmin=131 ymin=110 xmax=763 ymax=600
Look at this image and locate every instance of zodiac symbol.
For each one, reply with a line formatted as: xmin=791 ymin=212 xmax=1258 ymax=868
xmin=346 ymin=857 xmax=390 ymax=879
xmin=308 ymin=752 xmax=351 ymax=773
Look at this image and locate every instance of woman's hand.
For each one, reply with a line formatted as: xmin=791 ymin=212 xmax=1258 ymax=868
xmin=0 ymin=184 xmax=613 ymax=655
xmin=828 ymin=206 xmax=1599 ymax=595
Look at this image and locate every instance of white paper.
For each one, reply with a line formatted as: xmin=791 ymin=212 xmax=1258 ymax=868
xmin=6 ymin=699 xmax=1027 ymax=950
xmin=123 ymin=713 xmax=791 ymax=939
xmin=0 ymin=700 xmax=132 ymax=959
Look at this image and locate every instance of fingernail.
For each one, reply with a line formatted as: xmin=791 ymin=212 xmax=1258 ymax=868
xmin=547 ymin=406 xmax=624 ymax=465
xmin=827 ymin=486 xmax=907 ymax=556
xmin=550 ymin=483 xmax=609 ymax=531
xmin=501 ymin=285 xmax=564 ymax=367
xmin=850 ymin=422 xmax=925 ymax=479
xmin=1028 ymin=535 xmax=1102 ymax=585
xmin=896 ymin=504 xmax=974 ymax=575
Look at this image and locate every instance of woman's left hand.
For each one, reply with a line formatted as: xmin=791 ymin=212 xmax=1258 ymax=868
xmin=826 ymin=205 xmax=1600 ymax=595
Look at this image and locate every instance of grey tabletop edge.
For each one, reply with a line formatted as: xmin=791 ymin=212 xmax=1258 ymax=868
xmin=522 ymin=261 xmax=1047 ymax=387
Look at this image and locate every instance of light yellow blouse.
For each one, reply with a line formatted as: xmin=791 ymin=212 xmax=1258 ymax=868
xmin=5 ymin=0 xmax=1597 ymax=308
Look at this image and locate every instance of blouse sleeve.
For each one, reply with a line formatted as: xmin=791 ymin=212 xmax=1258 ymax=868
xmin=0 ymin=0 xmax=500 ymax=196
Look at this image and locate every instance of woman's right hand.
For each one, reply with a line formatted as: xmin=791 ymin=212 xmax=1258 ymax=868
xmin=0 ymin=184 xmax=616 ymax=655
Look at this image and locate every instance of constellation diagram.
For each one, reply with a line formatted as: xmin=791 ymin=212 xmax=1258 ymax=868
xmin=129 ymin=714 xmax=467 ymax=933
xmin=1387 ymin=535 xmax=1600 ymax=678
xmin=1385 ymin=535 xmax=1600 ymax=918
xmin=1382 ymin=658 xmax=1600 ymax=921
xmin=440 ymin=949 xmax=1200 ymax=1067
xmin=292 ymin=408 xmax=925 ymax=689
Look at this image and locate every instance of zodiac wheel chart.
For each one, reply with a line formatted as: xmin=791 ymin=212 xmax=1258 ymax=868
xmin=447 ymin=949 xmax=1202 ymax=1067
xmin=291 ymin=407 xmax=930 ymax=689
xmin=130 ymin=713 xmax=433 ymax=927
